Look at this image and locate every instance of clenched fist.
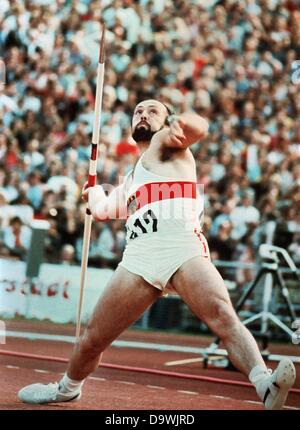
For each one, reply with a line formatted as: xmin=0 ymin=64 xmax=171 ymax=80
xmin=165 ymin=115 xmax=188 ymax=148
xmin=81 ymin=182 xmax=106 ymax=203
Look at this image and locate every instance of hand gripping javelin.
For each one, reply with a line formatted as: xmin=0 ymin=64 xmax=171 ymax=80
xmin=76 ymin=25 xmax=106 ymax=340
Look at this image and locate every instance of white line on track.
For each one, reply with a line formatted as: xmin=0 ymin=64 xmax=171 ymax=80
xmin=146 ymin=385 xmax=165 ymax=390
xmin=244 ymin=400 xmax=261 ymax=405
xmin=33 ymin=369 xmax=50 ymax=373
xmin=3 ymin=330 xmax=205 ymax=354
xmin=177 ymin=390 xmax=198 ymax=395
xmin=88 ymin=376 xmax=106 ymax=382
xmin=209 ymin=395 xmax=232 ymax=400
xmin=6 ymin=365 xmax=19 ymax=369
xmin=115 ymin=381 xmax=136 ymax=385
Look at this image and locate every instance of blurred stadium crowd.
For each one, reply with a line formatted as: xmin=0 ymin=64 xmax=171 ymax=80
xmin=0 ymin=0 xmax=300 ymax=274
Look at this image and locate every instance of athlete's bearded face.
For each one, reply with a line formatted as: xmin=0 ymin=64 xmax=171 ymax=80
xmin=132 ymin=100 xmax=169 ymax=143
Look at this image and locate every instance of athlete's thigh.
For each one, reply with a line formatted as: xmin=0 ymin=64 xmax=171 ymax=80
xmin=171 ymin=256 xmax=233 ymax=322
xmin=86 ymin=265 xmax=161 ymax=346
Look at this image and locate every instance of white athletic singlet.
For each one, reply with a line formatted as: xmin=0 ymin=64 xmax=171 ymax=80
xmin=118 ymin=154 xmax=210 ymax=293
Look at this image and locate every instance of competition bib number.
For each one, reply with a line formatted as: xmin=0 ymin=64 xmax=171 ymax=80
xmin=127 ymin=209 xmax=158 ymax=239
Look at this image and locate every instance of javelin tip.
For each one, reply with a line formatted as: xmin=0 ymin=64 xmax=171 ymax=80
xmin=99 ymin=23 xmax=106 ymax=64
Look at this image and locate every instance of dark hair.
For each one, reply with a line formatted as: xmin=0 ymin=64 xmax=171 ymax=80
xmin=163 ymin=103 xmax=173 ymax=116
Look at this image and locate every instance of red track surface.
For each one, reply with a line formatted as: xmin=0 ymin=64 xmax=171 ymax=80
xmin=0 ymin=321 xmax=299 ymax=410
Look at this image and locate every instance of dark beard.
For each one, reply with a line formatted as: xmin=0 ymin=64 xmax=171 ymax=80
xmin=132 ymin=124 xmax=164 ymax=142
xmin=132 ymin=127 xmax=157 ymax=142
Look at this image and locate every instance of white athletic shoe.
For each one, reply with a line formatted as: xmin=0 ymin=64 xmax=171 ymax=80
xmin=18 ymin=382 xmax=81 ymax=405
xmin=255 ymin=358 xmax=296 ymax=410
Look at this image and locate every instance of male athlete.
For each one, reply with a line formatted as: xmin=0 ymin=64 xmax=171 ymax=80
xmin=18 ymin=100 xmax=296 ymax=409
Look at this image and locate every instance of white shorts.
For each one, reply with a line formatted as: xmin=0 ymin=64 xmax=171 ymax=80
xmin=118 ymin=228 xmax=210 ymax=294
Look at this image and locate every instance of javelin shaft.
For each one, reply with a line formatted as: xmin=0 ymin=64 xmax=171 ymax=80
xmin=88 ymin=60 xmax=105 ymax=187
xmin=76 ymin=26 xmax=105 ymax=341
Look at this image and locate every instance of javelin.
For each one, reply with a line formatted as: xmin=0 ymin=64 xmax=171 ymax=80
xmin=75 ymin=25 xmax=106 ymax=340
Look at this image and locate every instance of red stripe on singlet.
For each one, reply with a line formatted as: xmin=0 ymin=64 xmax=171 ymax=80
xmin=127 ymin=181 xmax=197 ymax=214
xmin=194 ymin=228 xmax=208 ymax=257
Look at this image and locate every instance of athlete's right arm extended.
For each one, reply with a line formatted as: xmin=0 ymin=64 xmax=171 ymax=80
xmin=153 ymin=112 xmax=209 ymax=149
xmin=82 ymin=184 xmax=127 ymax=221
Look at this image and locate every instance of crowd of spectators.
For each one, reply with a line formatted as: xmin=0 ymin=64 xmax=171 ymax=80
xmin=0 ymin=0 xmax=300 ymax=275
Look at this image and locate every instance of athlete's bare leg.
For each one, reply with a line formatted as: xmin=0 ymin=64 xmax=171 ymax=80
xmin=67 ymin=266 xmax=161 ymax=380
xmin=172 ymin=256 xmax=266 ymax=376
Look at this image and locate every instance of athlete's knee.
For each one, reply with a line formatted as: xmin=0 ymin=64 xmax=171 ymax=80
xmin=206 ymin=299 xmax=239 ymax=335
xmin=78 ymin=324 xmax=105 ymax=357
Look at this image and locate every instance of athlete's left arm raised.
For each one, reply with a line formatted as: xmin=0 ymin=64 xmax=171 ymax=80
xmin=155 ymin=112 xmax=209 ymax=149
